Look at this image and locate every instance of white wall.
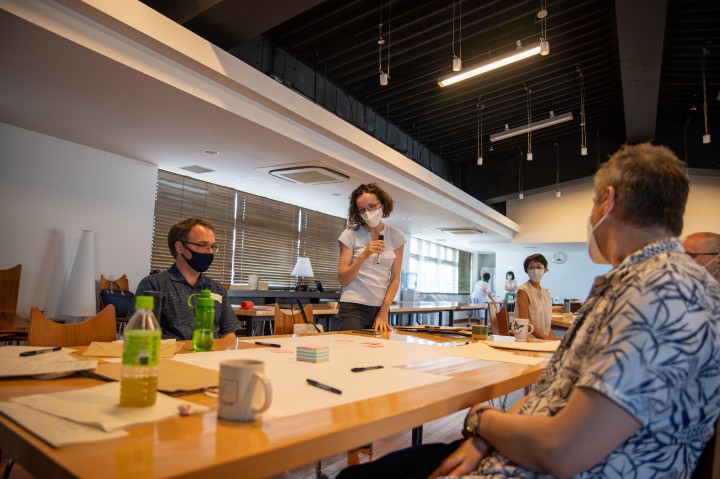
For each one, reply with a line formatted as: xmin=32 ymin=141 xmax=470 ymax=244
xmin=498 ymin=174 xmax=720 ymax=301
xmin=0 ymin=123 xmax=157 ymax=319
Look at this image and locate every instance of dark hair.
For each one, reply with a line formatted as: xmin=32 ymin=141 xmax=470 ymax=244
xmin=506 ymin=271 xmax=515 ymax=279
xmin=167 ymin=218 xmax=214 ymax=258
xmin=347 ymin=183 xmax=395 ymax=230
xmin=594 ymin=143 xmax=689 ymax=236
xmin=523 ymin=254 xmax=548 ymax=273
xmin=482 ymin=272 xmax=491 ymax=281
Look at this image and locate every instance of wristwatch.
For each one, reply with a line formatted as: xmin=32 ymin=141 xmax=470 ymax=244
xmin=462 ymin=406 xmax=493 ymax=439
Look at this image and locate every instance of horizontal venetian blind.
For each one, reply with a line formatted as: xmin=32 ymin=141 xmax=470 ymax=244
xmin=150 ymin=171 xmax=235 ymax=285
xmin=298 ymin=209 xmax=346 ymax=291
xmin=235 ymin=193 xmax=298 ymax=286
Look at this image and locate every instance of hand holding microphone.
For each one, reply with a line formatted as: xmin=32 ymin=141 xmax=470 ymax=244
xmin=376 ymin=234 xmax=384 ymax=264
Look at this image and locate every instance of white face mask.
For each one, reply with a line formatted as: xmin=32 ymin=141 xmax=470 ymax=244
xmin=587 ymin=197 xmax=614 ymax=264
xmin=527 ymin=269 xmax=544 ymax=283
xmin=361 ymin=208 xmax=383 ymax=227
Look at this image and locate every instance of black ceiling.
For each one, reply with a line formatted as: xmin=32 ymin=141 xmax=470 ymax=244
xmin=140 ymin=0 xmax=719 ymax=208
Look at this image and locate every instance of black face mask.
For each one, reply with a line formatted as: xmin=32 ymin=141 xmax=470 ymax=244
xmin=183 ymin=249 xmax=214 ymax=273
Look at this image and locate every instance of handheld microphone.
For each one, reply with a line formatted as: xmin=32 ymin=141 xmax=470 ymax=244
xmin=376 ymin=234 xmax=384 ymax=264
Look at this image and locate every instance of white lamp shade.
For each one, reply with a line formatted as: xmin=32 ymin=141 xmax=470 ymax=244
xmin=60 ymin=230 xmax=97 ymax=317
xmin=291 ymin=257 xmax=314 ymax=278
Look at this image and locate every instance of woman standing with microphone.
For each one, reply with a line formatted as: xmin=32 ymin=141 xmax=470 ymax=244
xmin=337 ymin=183 xmax=405 ymax=332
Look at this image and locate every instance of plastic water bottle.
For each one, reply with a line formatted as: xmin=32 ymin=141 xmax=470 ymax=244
xmin=120 ymin=295 xmax=161 ymax=407
xmin=189 ymin=289 xmax=214 ymax=351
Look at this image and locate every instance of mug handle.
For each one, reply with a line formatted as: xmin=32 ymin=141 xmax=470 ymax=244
xmin=251 ymin=372 xmax=273 ymax=413
xmin=526 ymin=323 xmax=535 ymax=334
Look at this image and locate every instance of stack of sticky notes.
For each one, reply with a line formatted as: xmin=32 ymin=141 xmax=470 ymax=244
xmin=296 ymin=345 xmax=329 ymax=363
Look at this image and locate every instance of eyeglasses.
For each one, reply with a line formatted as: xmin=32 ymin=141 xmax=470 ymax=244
xmin=688 ymin=252 xmax=719 ymax=257
xmin=183 ymin=241 xmax=219 ymax=253
xmin=357 ymin=202 xmax=381 ymax=215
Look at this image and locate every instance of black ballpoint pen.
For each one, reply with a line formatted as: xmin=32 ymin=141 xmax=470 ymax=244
xmin=19 ymin=347 xmax=62 ymax=357
xmin=306 ymin=379 xmax=342 ymax=394
xmin=351 ymin=365 xmax=384 ymax=372
xmin=255 ymin=341 xmax=281 ymax=348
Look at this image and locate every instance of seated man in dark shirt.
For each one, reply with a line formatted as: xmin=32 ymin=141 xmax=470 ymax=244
xmin=128 ymin=218 xmax=239 ymax=340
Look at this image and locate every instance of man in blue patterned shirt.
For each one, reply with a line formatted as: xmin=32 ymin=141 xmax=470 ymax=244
xmin=339 ymin=143 xmax=720 ymax=479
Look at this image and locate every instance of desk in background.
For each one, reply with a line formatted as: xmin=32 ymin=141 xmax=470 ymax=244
xmin=0 ymin=333 xmax=544 ymax=479
xmin=234 ymin=304 xmax=338 ymax=336
xmin=390 ymin=302 xmax=488 ymax=327
xmin=226 ymin=290 xmax=341 ymax=305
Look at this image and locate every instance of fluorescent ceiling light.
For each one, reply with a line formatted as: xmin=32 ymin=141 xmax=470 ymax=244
xmin=438 ymin=41 xmax=547 ymax=87
xmin=490 ymin=112 xmax=574 ymax=142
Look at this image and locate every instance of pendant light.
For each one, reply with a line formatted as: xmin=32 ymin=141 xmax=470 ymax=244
xmin=477 ymin=101 xmax=484 ymax=165
xmin=452 ymin=0 xmax=462 ymax=71
xmin=554 ymin=140 xmax=561 ymax=197
xmin=578 ymin=67 xmax=588 ymax=155
xmin=378 ymin=0 xmax=391 ymax=86
xmin=526 ymin=86 xmax=533 ymax=161
xmin=702 ymin=47 xmax=711 ymax=143
xmin=518 ymin=149 xmax=524 ymax=199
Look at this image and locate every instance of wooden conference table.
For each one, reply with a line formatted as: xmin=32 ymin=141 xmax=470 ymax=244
xmin=0 ymin=332 xmax=545 ymax=479
xmin=233 ymin=304 xmax=339 ymax=336
xmin=389 ymin=301 xmax=487 ymax=327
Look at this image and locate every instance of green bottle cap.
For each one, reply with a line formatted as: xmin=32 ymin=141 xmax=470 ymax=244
xmin=135 ymin=295 xmax=154 ymax=310
xmin=197 ymin=289 xmax=214 ymax=308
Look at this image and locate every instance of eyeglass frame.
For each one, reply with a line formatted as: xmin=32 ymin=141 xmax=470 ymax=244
xmin=357 ymin=201 xmax=382 ymax=215
xmin=183 ymin=241 xmax=219 ymax=253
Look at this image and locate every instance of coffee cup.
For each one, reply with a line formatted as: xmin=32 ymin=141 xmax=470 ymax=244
xmin=511 ymin=318 xmax=535 ymax=342
xmin=217 ymin=359 xmax=272 ymax=421
xmin=471 ymin=324 xmax=488 ymax=340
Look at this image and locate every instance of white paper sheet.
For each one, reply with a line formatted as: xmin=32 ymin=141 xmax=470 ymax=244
xmin=174 ymin=335 xmax=454 ymax=419
xmin=10 ymin=382 xmax=208 ymax=432
xmin=0 ymin=401 xmax=128 ymax=447
xmin=0 ymin=346 xmax=97 ymax=377
xmin=439 ymin=341 xmax=550 ymax=366
xmin=483 ymin=339 xmax=561 ymax=352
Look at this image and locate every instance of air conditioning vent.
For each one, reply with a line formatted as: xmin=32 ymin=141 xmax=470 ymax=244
xmin=438 ymin=228 xmax=484 ymax=235
xmin=268 ymin=166 xmax=350 ymax=185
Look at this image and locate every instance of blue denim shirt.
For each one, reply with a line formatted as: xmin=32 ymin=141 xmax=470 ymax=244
xmin=128 ymin=264 xmax=239 ymax=340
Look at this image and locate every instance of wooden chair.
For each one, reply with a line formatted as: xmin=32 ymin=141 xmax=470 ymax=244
xmin=28 ymin=305 xmax=117 ymax=346
xmin=488 ymin=303 xmax=510 ymax=336
xmin=0 ymin=264 xmax=21 ymax=314
xmin=273 ymin=303 xmax=315 ymax=335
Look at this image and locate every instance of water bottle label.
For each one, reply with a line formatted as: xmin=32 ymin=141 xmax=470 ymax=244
xmin=123 ymin=330 xmax=161 ymax=366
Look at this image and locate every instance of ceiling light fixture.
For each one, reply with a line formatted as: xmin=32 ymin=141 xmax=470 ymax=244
xmin=477 ymin=100 xmax=484 ymax=166
xmin=490 ymin=111 xmax=573 ymax=142
xmin=578 ymin=66 xmax=588 ymax=155
xmin=702 ymin=47 xmax=711 ymax=143
xmin=452 ymin=0 xmax=462 ymax=71
xmin=438 ymin=39 xmax=548 ymax=87
xmin=526 ymin=86 xmax=533 ymax=161
xmin=554 ymin=140 xmax=561 ymax=197
xmin=378 ymin=0 xmax=391 ymax=86
xmin=518 ymin=149 xmax=524 ymax=199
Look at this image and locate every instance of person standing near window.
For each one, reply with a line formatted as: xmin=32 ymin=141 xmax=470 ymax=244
xmin=503 ymin=271 xmax=518 ymax=312
xmin=516 ymin=254 xmax=556 ymax=340
xmin=468 ymin=272 xmax=494 ymax=321
xmin=337 ymin=183 xmax=405 ymax=332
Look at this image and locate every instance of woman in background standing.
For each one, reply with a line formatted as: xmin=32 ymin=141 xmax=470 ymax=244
xmin=515 ymin=254 xmax=555 ymax=340
xmin=337 ymin=183 xmax=405 ymax=332
xmin=468 ymin=272 xmax=494 ymax=322
xmin=504 ymin=271 xmax=518 ymax=312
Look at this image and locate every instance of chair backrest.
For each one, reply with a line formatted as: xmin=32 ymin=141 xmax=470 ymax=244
xmin=28 ymin=305 xmax=118 ymax=346
xmin=100 ymin=274 xmax=129 ymax=291
xmin=496 ymin=306 xmax=510 ymax=336
xmin=273 ymin=303 xmax=315 ymax=335
xmin=488 ymin=303 xmax=510 ymax=336
xmin=0 ymin=264 xmax=22 ymax=314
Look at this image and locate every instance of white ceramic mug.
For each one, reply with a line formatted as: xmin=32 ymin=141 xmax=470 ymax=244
xmin=511 ymin=318 xmax=535 ymax=342
xmin=218 ymin=359 xmax=272 ymax=421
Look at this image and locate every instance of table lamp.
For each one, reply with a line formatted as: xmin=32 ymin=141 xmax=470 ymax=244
xmin=291 ymin=257 xmax=314 ymax=292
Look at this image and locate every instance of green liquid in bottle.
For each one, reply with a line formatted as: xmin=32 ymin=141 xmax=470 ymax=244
xmin=193 ymin=328 xmax=214 ymax=351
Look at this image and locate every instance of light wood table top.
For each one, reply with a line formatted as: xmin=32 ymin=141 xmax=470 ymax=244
xmin=0 ymin=333 xmax=544 ymax=479
xmin=551 ymin=313 xmax=576 ymax=329
xmin=233 ymin=305 xmax=338 ymax=316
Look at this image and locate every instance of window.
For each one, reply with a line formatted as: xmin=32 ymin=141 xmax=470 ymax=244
xmin=409 ymin=238 xmax=470 ymax=293
xmin=150 ymin=170 xmax=345 ymax=290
